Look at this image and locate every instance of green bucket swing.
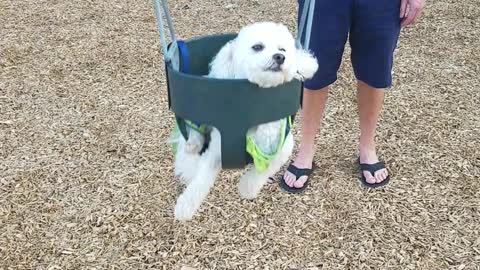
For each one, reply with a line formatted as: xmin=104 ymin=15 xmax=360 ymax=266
xmin=152 ymin=0 xmax=315 ymax=169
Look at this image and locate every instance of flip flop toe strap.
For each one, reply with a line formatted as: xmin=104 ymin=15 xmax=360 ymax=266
xmin=287 ymin=164 xmax=313 ymax=179
xmin=359 ymin=161 xmax=386 ymax=175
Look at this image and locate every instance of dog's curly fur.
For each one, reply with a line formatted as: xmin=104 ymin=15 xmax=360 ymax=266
xmin=172 ymin=22 xmax=318 ymax=221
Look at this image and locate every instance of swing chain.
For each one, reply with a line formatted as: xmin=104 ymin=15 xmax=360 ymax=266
xmin=296 ymin=0 xmax=315 ymax=50
xmin=152 ymin=0 xmax=315 ymax=159
xmin=153 ymin=0 xmax=180 ymax=70
xmin=153 ymin=0 xmax=315 ymax=62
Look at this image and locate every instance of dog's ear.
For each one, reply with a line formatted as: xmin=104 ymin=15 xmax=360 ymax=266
xmin=294 ymin=49 xmax=318 ymax=81
xmin=208 ymin=40 xmax=235 ymax=78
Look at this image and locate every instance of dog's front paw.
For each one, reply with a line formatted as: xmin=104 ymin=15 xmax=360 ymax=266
xmin=255 ymin=81 xmax=275 ymax=88
xmin=184 ymin=131 xmax=205 ymax=154
xmin=185 ymin=140 xmax=203 ymax=154
xmin=251 ymin=78 xmax=281 ymax=89
xmin=174 ymin=194 xmax=198 ymax=221
xmin=238 ymin=178 xmax=259 ymax=200
xmin=176 ymin=175 xmax=191 ymax=186
xmin=295 ymin=50 xmax=319 ymax=80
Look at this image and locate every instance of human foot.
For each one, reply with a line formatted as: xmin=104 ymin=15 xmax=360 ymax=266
xmin=358 ymin=145 xmax=389 ymax=187
xmin=279 ymin=162 xmax=315 ymax=193
xmin=279 ymin=151 xmax=315 ymax=192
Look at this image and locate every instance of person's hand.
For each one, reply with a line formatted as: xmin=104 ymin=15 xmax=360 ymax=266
xmin=400 ymin=0 xmax=425 ymax=27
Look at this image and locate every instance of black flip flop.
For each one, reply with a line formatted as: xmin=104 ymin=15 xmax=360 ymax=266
xmin=358 ymin=159 xmax=390 ymax=188
xmin=279 ymin=162 xmax=315 ymax=193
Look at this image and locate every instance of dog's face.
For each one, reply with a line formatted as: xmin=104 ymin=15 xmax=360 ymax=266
xmin=233 ymin=22 xmax=298 ymax=86
xmin=209 ymin=22 xmax=318 ymax=88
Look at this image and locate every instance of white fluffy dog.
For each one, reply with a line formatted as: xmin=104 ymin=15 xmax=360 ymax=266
xmin=172 ymin=22 xmax=318 ymax=221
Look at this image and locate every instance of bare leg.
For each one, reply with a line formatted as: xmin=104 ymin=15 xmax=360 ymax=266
xmin=283 ymin=87 xmax=328 ymax=188
xmin=357 ymin=80 xmax=389 ymax=184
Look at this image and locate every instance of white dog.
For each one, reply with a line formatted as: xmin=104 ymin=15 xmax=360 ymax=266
xmin=171 ymin=22 xmax=318 ymax=221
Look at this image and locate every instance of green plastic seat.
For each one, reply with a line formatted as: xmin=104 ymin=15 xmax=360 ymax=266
xmin=166 ymin=33 xmax=302 ymax=169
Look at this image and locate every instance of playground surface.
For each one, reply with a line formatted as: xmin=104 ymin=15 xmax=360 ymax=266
xmin=1 ymin=0 xmax=479 ymax=269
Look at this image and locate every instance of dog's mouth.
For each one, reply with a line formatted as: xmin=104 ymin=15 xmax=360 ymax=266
xmin=265 ymin=64 xmax=282 ymax=72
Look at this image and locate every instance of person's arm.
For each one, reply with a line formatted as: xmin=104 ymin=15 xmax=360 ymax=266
xmin=400 ymin=0 xmax=425 ymax=27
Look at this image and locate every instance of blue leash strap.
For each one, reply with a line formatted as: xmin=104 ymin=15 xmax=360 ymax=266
xmin=176 ymin=41 xmax=190 ymax=74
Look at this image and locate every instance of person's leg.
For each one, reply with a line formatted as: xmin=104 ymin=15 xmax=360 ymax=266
xmin=283 ymin=87 xmax=328 ymax=188
xmin=280 ymin=0 xmax=352 ymax=191
xmin=357 ymin=81 xmax=388 ymax=184
xmin=350 ymin=0 xmax=402 ymax=185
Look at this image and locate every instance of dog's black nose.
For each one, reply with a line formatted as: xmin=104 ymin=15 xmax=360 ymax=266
xmin=273 ymin=53 xmax=285 ymax=65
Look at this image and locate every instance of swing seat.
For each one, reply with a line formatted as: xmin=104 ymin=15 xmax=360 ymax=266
xmin=166 ymin=33 xmax=302 ymax=169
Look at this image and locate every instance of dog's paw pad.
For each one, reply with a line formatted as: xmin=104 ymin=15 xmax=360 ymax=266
xmin=238 ymin=183 xmax=258 ymax=200
xmin=185 ymin=141 xmax=203 ymax=154
xmin=174 ymin=196 xmax=196 ymax=221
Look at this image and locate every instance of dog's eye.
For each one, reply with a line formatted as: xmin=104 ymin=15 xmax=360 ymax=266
xmin=251 ymin=44 xmax=264 ymax=52
xmin=279 ymin=48 xmax=286 ymax=52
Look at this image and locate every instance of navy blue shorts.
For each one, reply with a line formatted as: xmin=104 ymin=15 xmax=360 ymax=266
xmin=298 ymin=0 xmax=401 ymax=90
